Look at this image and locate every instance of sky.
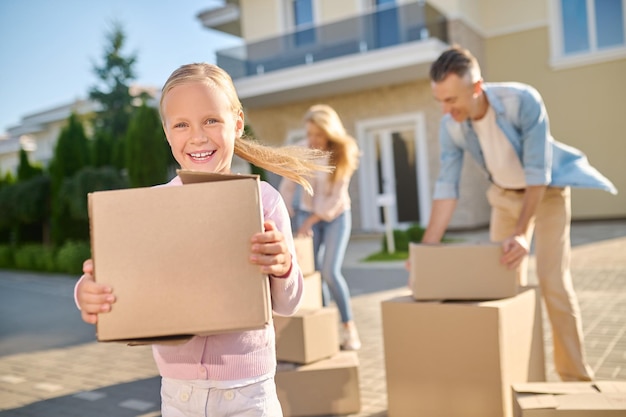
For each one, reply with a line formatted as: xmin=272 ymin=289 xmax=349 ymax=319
xmin=0 ymin=0 xmax=243 ymax=135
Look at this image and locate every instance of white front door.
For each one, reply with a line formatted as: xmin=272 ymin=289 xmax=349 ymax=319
xmin=357 ymin=113 xmax=430 ymax=232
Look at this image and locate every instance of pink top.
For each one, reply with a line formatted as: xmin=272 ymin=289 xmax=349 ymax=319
xmin=77 ymin=176 xmax=303 ymax=381
xmin=279 ymin=155 xmax=352 ymax=222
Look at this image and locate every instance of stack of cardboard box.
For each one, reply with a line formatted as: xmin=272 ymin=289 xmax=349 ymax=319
xmin=88 ymin=172 xmax=359 ymax=415
xmin=273 ymin=236 xmax=361 ymax=417
xmin=382 ymin=242 xmax=547 ymax=417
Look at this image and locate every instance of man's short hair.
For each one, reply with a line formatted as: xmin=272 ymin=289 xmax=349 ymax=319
xmin=430 ymin=45 xmax=482 ymax=83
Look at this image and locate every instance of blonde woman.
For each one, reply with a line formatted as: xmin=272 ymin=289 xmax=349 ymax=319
xmin=280 ymin=104 xmax=361 ymax=351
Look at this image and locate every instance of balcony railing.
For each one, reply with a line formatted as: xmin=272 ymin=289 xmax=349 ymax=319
xmin=216 ymin=1 xmax=447 ymax=80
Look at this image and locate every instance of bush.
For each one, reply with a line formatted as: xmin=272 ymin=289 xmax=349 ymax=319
xmin=0 ymin=245 xmax=14 ymax=268
xmin=380 ymin=224 xmax=428 ymax=253
xmin=13 ymin=244 xmax=56 ymax=272
xmin=381 ymin=229 xmax=410 ymax=253
xmin=407 ymin=224 xmax=426 ymax=243
xmin=55 ymin=240 xmax=91 ymax=275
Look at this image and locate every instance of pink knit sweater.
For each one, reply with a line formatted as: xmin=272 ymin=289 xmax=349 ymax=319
xmin=77 ymin=176 xmax=303 ymax=381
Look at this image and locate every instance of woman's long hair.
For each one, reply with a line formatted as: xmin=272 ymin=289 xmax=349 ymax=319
xmin=303 ymin=104 xmax=359 ymax=184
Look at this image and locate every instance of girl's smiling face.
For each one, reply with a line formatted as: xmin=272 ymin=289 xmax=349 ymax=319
xmin=161 ymin=81 xmax=243 ymax=174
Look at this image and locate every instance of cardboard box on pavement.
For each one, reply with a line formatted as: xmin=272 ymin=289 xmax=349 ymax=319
xmin=512 ymin=381 xmax=626 ymax=416
xmin=409 ymin=242 xmax=519 ymax=300
xmin=298 ymin=271 xmax=323 ymax=311
xmin=382 ymin=287 xmax=545 ymax=417
xmin=274 ymin=307 xmax=339 ymax=364
xmin=276 ymin=351 xmax=361 ymax=417
xmin=88 ymin=170 xmax=270 ymax=344
xmin=293 ymin=236 xmax=315 ymax=276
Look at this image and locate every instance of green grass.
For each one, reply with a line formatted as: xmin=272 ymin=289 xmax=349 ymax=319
xmin=360 ymin=225 xmax=463 ymax=262
xmin=363 ymin=251 xmax=409 ymax=262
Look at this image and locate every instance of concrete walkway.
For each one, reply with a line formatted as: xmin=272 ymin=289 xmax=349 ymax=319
xmin=0 ymin=219 xmax=624 ymax=417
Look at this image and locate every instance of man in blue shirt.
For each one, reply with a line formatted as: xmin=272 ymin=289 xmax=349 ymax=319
xmin=423 ymin=46 xmax=617 ymax=381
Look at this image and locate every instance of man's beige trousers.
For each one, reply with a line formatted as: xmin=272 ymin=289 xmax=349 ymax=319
xmin=487 ymin=185 xmax=594 ymax=381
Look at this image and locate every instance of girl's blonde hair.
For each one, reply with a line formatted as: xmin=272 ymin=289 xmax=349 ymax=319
xmin=159 ymin=63 xmax=330 ymax=194
xmin=304 ymin=104 xmax=360 ymax=184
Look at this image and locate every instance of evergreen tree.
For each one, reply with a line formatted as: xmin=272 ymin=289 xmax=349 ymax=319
xmin=91 ymin=130 xmax=115 ymax=168
xmin=12 ymin=149 xmax=49 ymax=244
xmin=125 ymin=103 xmax=169 ymax=187
xmin=48 ymin=113 xmax=91 ymax=245
xmin=89 ymin=20 xmax=137 ymax=169
xmin=17 ymin=149 xmax=43 ymax=181
xmin=0 ymin=174 xmax=16 ymax=243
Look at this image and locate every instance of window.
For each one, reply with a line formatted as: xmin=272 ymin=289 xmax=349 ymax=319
xmin=550 ymin=0 xmax=626 ymax=68
xmin=291 ymin=0 xmax=315 ymax=45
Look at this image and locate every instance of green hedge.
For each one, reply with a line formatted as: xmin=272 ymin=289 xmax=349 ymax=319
xmin=0 ymin=241 xmax=91 ymax=275
xmin=55 ymin=241 xmax=91 ymax=275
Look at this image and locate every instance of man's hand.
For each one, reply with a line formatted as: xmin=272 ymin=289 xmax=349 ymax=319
xmin=500 ymin=234 xmax=529 ymax=270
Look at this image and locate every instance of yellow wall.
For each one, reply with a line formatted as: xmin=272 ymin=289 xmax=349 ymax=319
xmin=240 ymin=0 xmax=281 ymax=41
xmin=240 ymin=0 xmax=362 ymax=42
xmin=244 ymin=79 xmax=491 ymax=229
xmin=485 ymin=27 xmax=626 ymax=219
xmin=318 ymin=0 xmax=359 ymax=22
xmin=430 ymin=0 xmax=546 ymax=34
xmin=478 ymin=0 xmax=546 ymax=33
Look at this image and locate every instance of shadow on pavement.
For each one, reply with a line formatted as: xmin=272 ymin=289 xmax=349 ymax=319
xmin=0 ymin=376 xmax=162 ymax=417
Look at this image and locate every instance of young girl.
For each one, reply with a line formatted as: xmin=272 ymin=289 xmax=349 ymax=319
xmin=75 ymin=63 xmax=329 ymax=417
xmin=279 ymin=104 xmax=361 ymax=351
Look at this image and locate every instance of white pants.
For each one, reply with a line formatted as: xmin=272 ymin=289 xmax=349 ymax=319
xmin=161 ymin=377 xmax=284 ymax=417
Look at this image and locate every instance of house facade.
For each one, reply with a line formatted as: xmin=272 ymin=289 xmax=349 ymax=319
xmin=199 ymin=0 xmax=625 ymax=233
xmin=2 ymin=0 xmax=623 ymax=233
xmin=0 ymin=99 xmax=97 ymax=176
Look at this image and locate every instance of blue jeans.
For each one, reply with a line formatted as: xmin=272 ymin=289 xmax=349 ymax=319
xmin=312 ymin=210 xmax=353 ymax=323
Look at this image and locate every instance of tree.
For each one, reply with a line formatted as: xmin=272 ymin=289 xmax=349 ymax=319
xmin=89 ymin=20 xmax=137 ymax=169
xmin=13 ymin=175 xmax=51 ymax=244
xmin=60 ymin=166 xmax=128 ymax=221
xmin=48 ymin=113 xmax=91 ymax=245
xmin=90 ymin=130 xmax=115 ymax=168
xmin=12 ymin=148 xmax=49 ymax=243
xmin=17 ymin=149 xmax=43 ymax=182
xmin=125 ymin=103 xmax=170 ymax=187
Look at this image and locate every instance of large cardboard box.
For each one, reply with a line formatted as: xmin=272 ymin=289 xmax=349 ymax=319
xmin=382 ymin=287 xmax=546 ymax=417
xmin=293 ymin=236 xmax=315 ymax=276
xmin=298 ymin=271 xmax=323 ymax=311
xmin=513 ymin=381 xmax=626 ymax=416
xmin=276 ymin=351 xmax=361 ymax=417
xmin=409 ymin=242 xmax=519 ymax=300
xmin=88 ymin=170 xmax=271 ymax=343
xmin=274 ymin=307 xmax=339 ymax=364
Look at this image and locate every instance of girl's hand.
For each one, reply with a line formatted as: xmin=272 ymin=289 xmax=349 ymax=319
xmin=250 ymin=220 xmax=292 ymax=278
xmin=76 ymin=259 xmax=116 ymax=324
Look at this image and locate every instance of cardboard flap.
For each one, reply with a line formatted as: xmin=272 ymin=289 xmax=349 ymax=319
xmin=595 ymin=380 xmax=626 ymax=393
xmin=516 ymin=393 xmax=560 ymax=410
xmin=557 ymin=393 xmax=626 ymax=410
xmin=177 ymin=169 xmax=258 ymax=184
xmin=280 ymin=351 xmax=360 ymax=373
xmin=126 ymin=335 xmax=193 ymax=346
xmin=513 ymin=382 xmax=599 ymax=395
